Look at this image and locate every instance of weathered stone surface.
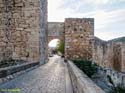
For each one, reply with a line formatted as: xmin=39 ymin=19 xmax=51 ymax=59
xmin=48 ymin=19 xmax=94 ymax=60
xmin=93 ymin=37 xmax=125 ymax=72
xmin=0 ymin=0 xmax=47 ymax=63
xmin=98 ymin=67 xmax=125 ymax=87
xmin=39 ymin=0 xmax=48 ymax=64
xmin=67 ymin=61 xmax=105 ymax=93
xmin=48 ymin=22 xmax=64 ymax=42
xmin=47 ymin=20 xmax=125 ymax=73
xmin=64 ymin=18 xmax=94 ymax=60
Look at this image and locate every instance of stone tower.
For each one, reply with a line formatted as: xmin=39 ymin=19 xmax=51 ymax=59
xmin=64 ymin=18 xmax=94 ymax=60
xmin=0 ymin=0 xmax=47 ymax=64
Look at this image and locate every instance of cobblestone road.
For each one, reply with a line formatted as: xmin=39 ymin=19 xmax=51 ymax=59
xmin=0 ymin=55 xmax=73 ymax=93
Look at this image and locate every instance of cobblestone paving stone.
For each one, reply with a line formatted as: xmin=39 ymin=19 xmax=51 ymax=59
xmin=0 ymin=55 xmax=72 ymax=93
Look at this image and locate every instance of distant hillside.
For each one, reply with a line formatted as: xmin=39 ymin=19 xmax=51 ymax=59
xmin=94 ymin=37 xmax=107 ymax=46
xmin=108 ymin=37 xmax=125 ymax=42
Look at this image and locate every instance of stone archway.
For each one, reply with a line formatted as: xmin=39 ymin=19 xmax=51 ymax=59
xmin=48 ymin=22 xmax=65 ymax=43
xmin=48 ymin=18 xmax=94 ymax=60
xmin=48 ymin=22 xmax=65 ymax=57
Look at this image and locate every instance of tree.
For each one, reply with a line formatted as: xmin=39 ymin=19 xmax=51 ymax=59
xmin=56 ymin=40 xmax=64 ymax=55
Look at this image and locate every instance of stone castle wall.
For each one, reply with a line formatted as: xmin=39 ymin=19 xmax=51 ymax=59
xmin=121 ymin=44 xmax=125 ymax=72
xmin=0 ymin=0 xmax=47 ymax=63
xmin=47 ymin=19 xmax=125 ymax=73
xmin=93 ymin=37 xmax=112 ymax=68
xmin=93 ymin=37 xmax=125 ymax=72
xmin=1 ymin=0 xmax=124 ymax=74
xmin=64 ymin=18 xmax=94 ymax=60
xmin=48 ymin=22 xmax=64 ymax=42
xmin=47 ymin=19 xmax=95 ymax=60
xmin=39 ymin=0 xmax=48 ymax=64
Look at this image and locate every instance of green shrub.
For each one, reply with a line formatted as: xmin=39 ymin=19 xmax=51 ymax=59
xmin=56 ymin=40 xmax=64 ymax=54
xmin=73 ymin=59 xmax=98 ymax=78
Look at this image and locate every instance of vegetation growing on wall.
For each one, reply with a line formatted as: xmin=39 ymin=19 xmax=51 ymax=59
xmin=73 ymin=60 xmax=125 ymax=93
xmin=73 ymin=59 xmax=98 ymax=78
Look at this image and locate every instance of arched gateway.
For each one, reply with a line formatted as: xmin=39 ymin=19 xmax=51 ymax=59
xmin=48 ymin=18 xmax=94 ymax=60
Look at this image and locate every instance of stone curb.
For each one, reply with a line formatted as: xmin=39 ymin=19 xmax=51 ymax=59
xmin=67 ymin=61 xmax=105 ymax=93
xmin=0 ymin=62 xmax=39 ymax=84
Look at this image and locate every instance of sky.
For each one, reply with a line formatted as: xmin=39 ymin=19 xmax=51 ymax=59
xmin=48 ymin=39 xmax=59 ymax=47
xmin=48 ymin=0 xmax=125 ymax=41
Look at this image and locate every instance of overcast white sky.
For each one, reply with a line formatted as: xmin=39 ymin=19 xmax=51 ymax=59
xmin=48 ymin=0 xmax=125 ymax=40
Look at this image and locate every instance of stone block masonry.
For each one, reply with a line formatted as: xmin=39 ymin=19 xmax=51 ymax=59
xmin=64 ymin=18 xmax=94 ymax=60
xmin=0 ymin=0 xmax=47 ymax=63
xmin=93 ymin=37 xmax=125 ymax=72
xmin=67 ymin=61 xmax=105 ymax=93
xmin=48 ymin=22 xmax=64 ymax=43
